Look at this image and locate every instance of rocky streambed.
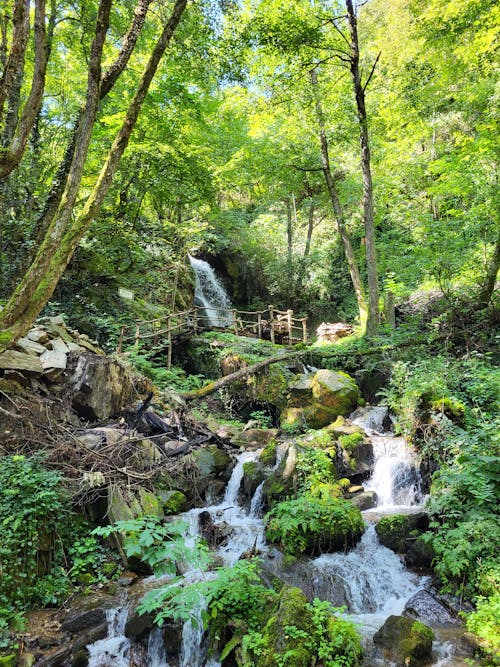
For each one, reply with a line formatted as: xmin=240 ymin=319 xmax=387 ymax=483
xmin=0 ymin=325 xmax=480 ymax=667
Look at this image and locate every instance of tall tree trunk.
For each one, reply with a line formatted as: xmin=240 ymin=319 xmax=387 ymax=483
xmin=479 ymin=226 xmax=500 ymax=305
xmin=0 ymin=0 xmax=57 ymax=178
xmin=0 ymin=0 xmax=188 ymax=350
xmin=310 ymin=67 xmax=367 ymax=325
xmin=345 ymin=0 xmax=380 ymax=336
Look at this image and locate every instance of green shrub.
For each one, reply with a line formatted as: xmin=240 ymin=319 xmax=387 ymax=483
xmin=265 ymin=494 xmax=364 ymax=556
xmin=466 ymin=592 xmax=500 ymax=661
xmin=0 ymin=455 xmax=117 ymax=641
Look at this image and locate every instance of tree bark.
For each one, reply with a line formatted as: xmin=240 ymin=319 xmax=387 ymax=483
xmin=0 ymin=0 xmax=56 ymax=178
xmin=0 ymin=0 xmax=188 ymax=350
xmin=345 ymin=0 xmax=380 ymax=336
xmin=310 ymin=67 xmax=367 ymax=325
xmin=479 ymin=226 xmax=500 ymax=305
xmin=0 ymin=0 xmax=30 ymax=117
xmin=28 ymin=0 xmax=152 ymax=245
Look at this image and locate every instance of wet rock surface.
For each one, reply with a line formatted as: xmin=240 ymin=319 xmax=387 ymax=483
xmin=373 ymin=614 xmax=434 ymax=666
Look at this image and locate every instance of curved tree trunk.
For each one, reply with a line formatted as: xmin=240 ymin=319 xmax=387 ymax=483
xmin=0 ymin=0 xmax=188 ymax=351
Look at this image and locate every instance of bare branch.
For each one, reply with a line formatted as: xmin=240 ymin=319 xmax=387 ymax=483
xmin=363 ymin=50 xmax=381 ymax=92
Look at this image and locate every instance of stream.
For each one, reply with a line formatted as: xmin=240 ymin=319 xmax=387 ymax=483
xmin=87 ymin=407 xmax=468 ymax=666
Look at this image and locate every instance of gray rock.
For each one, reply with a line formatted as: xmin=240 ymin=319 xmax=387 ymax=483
xmin=27 ymin=328 xmax=50 ymax=344
xmin=60 ymin=607 xmax=106 ymax=633
xmin=0 ymin=350 xmax=43 ymax=373
xmin=66 ymin=352 xmax=133 ymax=420
xmin=40 ymin=349 xmax=67 ymax=370
xmin=50 ymin=315 xmax=65 ymax=326
xmin=404 ymin=589 xmax=461 ymax=626
xmin=351 ymin=490 xmax=378 ymax=510
xmin=15 ymin=336 xmax=47 ymax=356
xmin=50 ymin=337 xmax=70 ymax=354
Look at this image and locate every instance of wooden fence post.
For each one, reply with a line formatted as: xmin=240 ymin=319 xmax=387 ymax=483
xmin=257 ymin=312 xmax=262 ymax=339
xmin=268 ymin=305 xmax=275 ymax=344
xmin=302 ymin=318 xmax=308 ymax=344
xmin=167 ymin=316 xmax=172 ymax=370
xmin=287 ymin=309 xmax=293 ymax=342
xmin=193 ymin=307 xmax=198 ymax=335
xmin=232 ymin=309 xmax=238 ymax=334
xmin=134 ymin=325 xmax=140 ymax=348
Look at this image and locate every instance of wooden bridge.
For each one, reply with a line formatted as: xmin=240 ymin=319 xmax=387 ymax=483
xmin=117 ymin=305 xmax=308 ymax=369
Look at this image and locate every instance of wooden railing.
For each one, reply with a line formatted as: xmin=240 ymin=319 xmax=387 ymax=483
xmin=117 ymin=305 xmax=307 ymax=368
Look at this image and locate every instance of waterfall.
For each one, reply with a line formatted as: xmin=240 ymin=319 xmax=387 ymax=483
xmin=189 ymin=255 xmax=233 ymax=328
xmin=87 ymin=607 xmax=131 ymax=667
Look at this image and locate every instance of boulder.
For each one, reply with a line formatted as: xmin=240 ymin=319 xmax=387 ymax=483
xmin=375 ymin=512 xmax=429 ymax=553
xmin=404 ymin=589 xmax=461 ymax=626
xmin=191 ymin=445 xmax=232 ymax=479
xmin=316 ymin=322 xmax=353 ymax=342
xmin=27 ymin=328 xmax=49 ymax=345
xmin=242 ymin=460 xmax=266 ymax=497
xmin=351 ymin=490 xmax=378 ymax=510
xmin=159 ymin=490 xmax=188 ymax=514
xmin=373 ymin=615 xmax=434 ymax=666
xmin=66 ymin=352 xmax=133 ymax=421
xmin=235 ymin=428 xmax=279 ymax=449
xmin=281 ymin=369 xmax=360 ymax=430
xmin=256 ymin=587 xmax=314 ymax=667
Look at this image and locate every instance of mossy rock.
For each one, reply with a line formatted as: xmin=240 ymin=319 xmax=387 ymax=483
xmin=373 ymin=615 xmax=434 ymax=666
xmin=281 ymin=369 xmax=360 ymax=430
xmin=243 ymin=461 xmax=266 ymax=497
xmin=255 ymin=586 xmax=314 ymax=667
xmin=191 ymin=445 xmax=232 ymax=478
xmin=266 ymin=496 xmax=364 ymax=556
xmin=260 ymin=439 xmax=278 ymax=466
xmin=159 ymin=490 xmax=188 ymax=514
xmin=375 ymin=513 xmax=429 ymax=553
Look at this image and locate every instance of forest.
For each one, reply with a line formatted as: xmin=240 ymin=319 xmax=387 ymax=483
xmin=0 ymin=0 xmax=498 ymax=666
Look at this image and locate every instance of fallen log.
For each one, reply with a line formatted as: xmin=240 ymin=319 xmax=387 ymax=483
xmin=181 ymin=352 xmax=297 ymax=401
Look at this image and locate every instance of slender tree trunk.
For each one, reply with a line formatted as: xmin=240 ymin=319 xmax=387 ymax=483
xmin=0 ymin=0 xmax=188 ymax=350
xmin=0 ymin=0 xmax=57 ymax=178
xmin=345 ymin=0 xmax=380 ymax=336
xmin=479 ymin=227 xmax=500 ymax=305
xmin=310 ymin=67 xmax=367 ymax=325
xmin=0 ymin=0 xmax=30 ymax=116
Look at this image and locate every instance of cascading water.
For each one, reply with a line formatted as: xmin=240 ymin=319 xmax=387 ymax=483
xmin=86 ymin=409 xmax=462 ymax=666
xmin=87 ymin=606 xmax=131 ymax=667
xmin=189 ymin=255 xmax=233 ymax=328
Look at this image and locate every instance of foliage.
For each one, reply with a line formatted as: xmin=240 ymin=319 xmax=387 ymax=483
xmin=466 ymin=592 xmax=500 ymax=661
xmin=265 ymin=494 xmax=364 ymax=556
xmin=0 ymin=455 xmax=117 ymax=641
xmin=94 ymin=516 xmax=209 ymax=578
xmin=126 ymin=350 xmax=206 ymax=392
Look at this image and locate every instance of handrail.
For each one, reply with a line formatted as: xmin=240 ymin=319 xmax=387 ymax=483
xmin=116 ymin=304 xmax=307 ymax=367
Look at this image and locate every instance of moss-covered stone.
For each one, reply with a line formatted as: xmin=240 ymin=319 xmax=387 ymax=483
xmin=159 ymin=490 xmax=188 ymax=515
xmin=375 ymin=513 xmax=429 ymax=553
xmin=191 ymin=445 xmax=231 ymax=478
xmin=281 ymin=369 xmax=360 ymax=430
xmin=260 ymin=439 xmax=278 ymax=466
xmin=255 ymin=586 xmax=314 ymax=667
xmin=243 ymin=461 xmax=266 ymax=497
xmin=373 ymin=615 xmax=434 ymax=666
xmin=0 ymin=655 xmax=17 ymax=667
xmin=266 ymin=495 xmax=364 ymax=556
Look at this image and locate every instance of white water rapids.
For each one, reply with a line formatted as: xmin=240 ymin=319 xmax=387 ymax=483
xmin=87 ymin=407 xmax=462 ymax=666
